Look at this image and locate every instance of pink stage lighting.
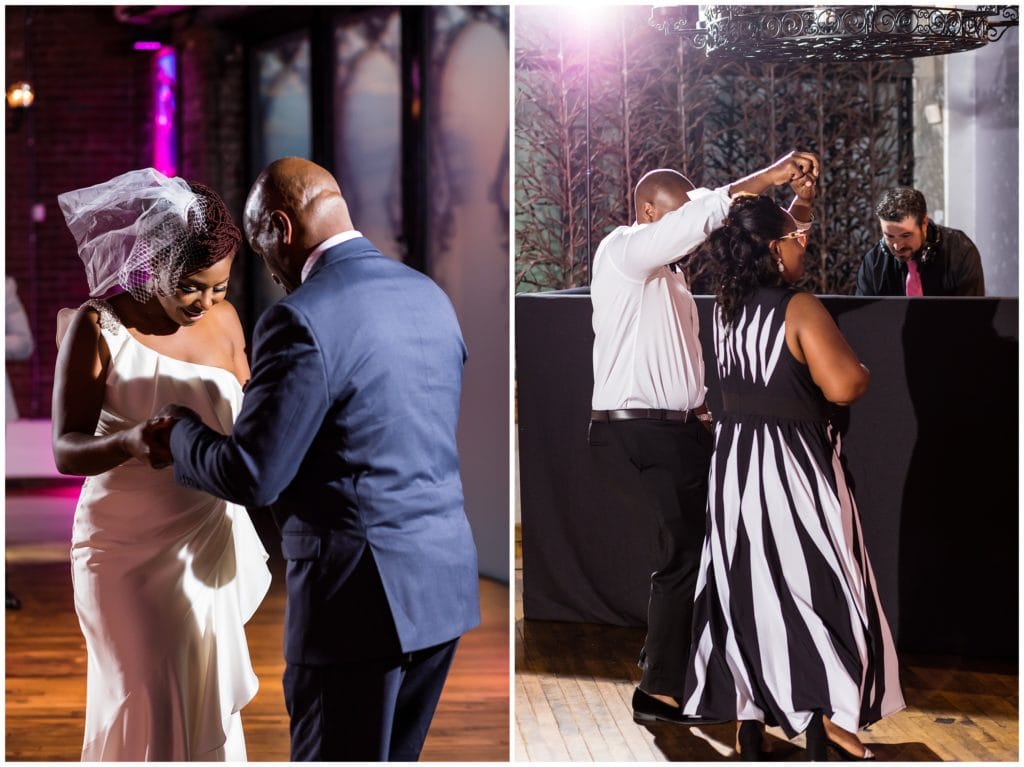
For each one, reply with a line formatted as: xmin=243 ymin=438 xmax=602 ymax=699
xmin=153 ymin=46 xmax=177 ymax=176
xmin=133 ymin=41 xmax=163 ymax=51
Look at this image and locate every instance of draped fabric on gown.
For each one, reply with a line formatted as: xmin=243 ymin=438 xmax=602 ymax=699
xmin=70 ymin=300 xmax=271 ymax=761
xmin=682 ymin=287 xmax=904 ymax=737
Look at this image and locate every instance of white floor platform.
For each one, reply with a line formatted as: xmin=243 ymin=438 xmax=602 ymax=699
xmin=6 ymin=419 xmax=80 ymax=563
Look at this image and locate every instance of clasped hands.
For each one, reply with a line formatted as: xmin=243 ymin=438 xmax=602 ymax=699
xmin=769 ymin=150 xmax=819 ymax=189
xmin=122 ymin=404 xmax=199 ymax=469
xmin=771 ymin=150 xmax=819 ymax=211
xmin=761 ymin=150 xmax=820 ymax=205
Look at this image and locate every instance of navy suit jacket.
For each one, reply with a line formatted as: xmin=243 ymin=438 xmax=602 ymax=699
xmin=171 ymin=237 xmax=480 ymax=663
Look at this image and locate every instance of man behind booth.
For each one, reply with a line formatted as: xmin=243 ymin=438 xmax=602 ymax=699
xmin=856 ymin=186 xmax=985 ymax=296
xmin=588 ymin=151 xmax=819 ymax=724
xmin=151 ymin=157 xmax=480 ymax=761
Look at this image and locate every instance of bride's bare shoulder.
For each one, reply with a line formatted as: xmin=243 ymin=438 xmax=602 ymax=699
xmin=210 ymin=299 xmax=244 ymax=337
xmin=56 ymin=304 xmax=102 ymax=349
xmin=208 ymin=300 xmax=249 ymax=382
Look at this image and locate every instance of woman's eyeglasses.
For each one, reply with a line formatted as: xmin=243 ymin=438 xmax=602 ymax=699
xmin=776 ymin=228 xmax=809 ymax=246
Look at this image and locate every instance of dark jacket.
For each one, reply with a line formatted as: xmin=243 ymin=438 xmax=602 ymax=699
xmin=171 ymin=236 xmax=480 ymax=663
xmin=855 ymin=222 xmax=985 ymax=296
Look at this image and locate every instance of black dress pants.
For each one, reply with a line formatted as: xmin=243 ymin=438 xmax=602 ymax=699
xmin=588 ymin=418 xmax=713 ymax=698
xmin=284 ymin=638 xmax=459 ymax=761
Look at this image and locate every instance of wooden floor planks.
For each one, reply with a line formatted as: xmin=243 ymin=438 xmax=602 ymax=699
xmin=6 ymin=554 xmax=509 ymax=762
xmin=514 ymin=543 xmax=1019 ymax=762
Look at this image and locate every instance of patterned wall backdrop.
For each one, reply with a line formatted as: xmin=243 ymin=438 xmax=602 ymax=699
xmin=515 ymin=5 xmax=914 ymax=295
xmin=333 ymin=9 xmax=403 ymax=262
xmin=428 ymin=5 xmax=510 ymax=261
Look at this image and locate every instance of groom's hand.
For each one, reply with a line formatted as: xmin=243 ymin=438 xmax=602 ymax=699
xmin=153 ymin=403 xmax=200 ymax=422
xmin=122 ymin=417 xmax=174 ymax=469
xmin=143 ymin=405 xmax=200 ymax=468
xmin=141 ymin=417 xmax=176 ymax=469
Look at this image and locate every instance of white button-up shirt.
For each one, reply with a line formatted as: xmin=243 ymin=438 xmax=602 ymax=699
xmin=590 ymin=186 xmax=731 ymax=411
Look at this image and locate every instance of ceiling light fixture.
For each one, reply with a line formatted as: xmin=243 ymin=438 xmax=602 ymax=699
xmin=650 ymin=5 xmax=1019 ymax=62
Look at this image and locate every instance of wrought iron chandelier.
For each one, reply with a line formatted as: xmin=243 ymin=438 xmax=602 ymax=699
xmin=650 ymin=5 xmax=1019 ymax=61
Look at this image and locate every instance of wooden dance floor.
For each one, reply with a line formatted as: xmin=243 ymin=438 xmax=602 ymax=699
xmin=5 ymin=482 xmax=510 ymax=762
xmin=514 ymin=534 xmax=1018 ymax=762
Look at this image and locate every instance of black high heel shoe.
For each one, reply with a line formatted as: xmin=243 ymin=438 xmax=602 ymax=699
xmin=737 ymin=720 xmax=766 ymax=761
xmin=805 ymin=711 xmax=875 ymax=761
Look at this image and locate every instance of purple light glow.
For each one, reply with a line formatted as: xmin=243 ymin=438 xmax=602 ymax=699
xmin=134 ymin=41 xmax=163 ymax=51
xmin=153 ymin=46 xmax=177 ymax=176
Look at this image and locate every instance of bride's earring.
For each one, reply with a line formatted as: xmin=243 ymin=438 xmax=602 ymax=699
xmin=776 ymin=259 xmax=785 ymax=274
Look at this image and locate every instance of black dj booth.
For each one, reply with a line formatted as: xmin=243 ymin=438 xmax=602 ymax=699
xmin=516 ymin=291 xmax=1018 ymax=659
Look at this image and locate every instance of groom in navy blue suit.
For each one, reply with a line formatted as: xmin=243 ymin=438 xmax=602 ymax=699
xmin=152 ymin=157 xmax=480 ymax=761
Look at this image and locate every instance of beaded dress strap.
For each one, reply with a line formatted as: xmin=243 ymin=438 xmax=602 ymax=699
xmin=81 ymin=299 xmax=124 ymax=335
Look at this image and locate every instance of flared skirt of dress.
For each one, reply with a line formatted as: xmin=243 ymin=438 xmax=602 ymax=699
xmin=71 ymin=464 xmax=271 ymax=761
xmin=682 ymin=419 xmax=905 ymax=737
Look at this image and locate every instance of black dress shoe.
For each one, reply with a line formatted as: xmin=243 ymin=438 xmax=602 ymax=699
xmin=632 ymin=687 xmax=685 ymax=723
xmin=631 ymin=688 xmax=726 ymax=725
xmin=827 ymin=739 xmax=876 ymax=761
xmin=6 ymin=589 xmax=21 ymax=610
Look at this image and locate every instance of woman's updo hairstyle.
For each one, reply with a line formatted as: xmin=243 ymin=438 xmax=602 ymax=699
xmin=704 ymin=193 xmax=792 ymax=328
xmin=183 ymin=180 xmax=242 ymax=275
xmin=126 ymin=180 xmax=241 ymax=301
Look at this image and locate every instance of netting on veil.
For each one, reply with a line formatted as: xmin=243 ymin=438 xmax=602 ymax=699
xmin=57 ymin=168 xmax=214 ymax=301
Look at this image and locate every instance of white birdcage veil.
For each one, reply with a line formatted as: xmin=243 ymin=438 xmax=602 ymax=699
xmin=57 ymin=168 xmax=214 ymax=301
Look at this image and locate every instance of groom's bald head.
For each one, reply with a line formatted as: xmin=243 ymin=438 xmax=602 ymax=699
xmin=243 ymin=157 xmax=354 ymax=293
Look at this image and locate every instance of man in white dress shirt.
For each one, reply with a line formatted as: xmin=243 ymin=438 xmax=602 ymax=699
xmin=589 ymin=151 xmax=819 ymax=724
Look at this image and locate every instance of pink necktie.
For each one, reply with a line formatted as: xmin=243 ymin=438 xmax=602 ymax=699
xmin=905 ymin=259 xmax=923 ymax=297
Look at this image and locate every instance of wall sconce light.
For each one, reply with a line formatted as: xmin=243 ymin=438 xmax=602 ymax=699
xmin=6 ymin=81 xmax=35 ymax=109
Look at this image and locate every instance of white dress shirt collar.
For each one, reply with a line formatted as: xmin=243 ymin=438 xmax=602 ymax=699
xmin=301 ymin=230 xmax=364 ymax=283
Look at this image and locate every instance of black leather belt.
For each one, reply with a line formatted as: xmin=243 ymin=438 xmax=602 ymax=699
xmin=591 ymin=408 xmax=700 ymax=423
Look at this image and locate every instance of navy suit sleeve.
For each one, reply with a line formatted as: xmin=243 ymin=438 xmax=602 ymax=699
xmin=171 ymin=301 xmax=331 ymax=508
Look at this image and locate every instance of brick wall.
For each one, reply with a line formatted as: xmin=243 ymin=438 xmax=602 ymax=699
xmin=5 ymin=7 xmax=150 ymax=418
xmin=175 ymin=21 xmax=250 ymax=330
xmin=4 ymin=7 xmax=248 ymax=418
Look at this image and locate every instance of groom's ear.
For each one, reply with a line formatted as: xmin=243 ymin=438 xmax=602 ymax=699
xmin=638 ymin=201 xmax=655 ymax=224
xmin=269 ymin=210 xmax=293 ymax=245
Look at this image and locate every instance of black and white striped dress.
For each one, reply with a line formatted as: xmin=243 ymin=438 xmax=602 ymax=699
xmin=682 ymin=287 xmax=905 ymax=737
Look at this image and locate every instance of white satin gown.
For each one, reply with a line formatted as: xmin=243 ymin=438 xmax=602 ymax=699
xmin=69 ymin=299 xmax=272 ymax=761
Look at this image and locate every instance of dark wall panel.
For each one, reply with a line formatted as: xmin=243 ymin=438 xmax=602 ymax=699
xmin=516 ymin=292 xmax=1018 ymax=659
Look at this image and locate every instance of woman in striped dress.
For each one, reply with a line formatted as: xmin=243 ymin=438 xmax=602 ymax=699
xmin=681 ymin=193 xmax=904 ymax=760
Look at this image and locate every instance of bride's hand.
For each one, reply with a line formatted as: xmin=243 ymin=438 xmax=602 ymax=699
xmin=121 ymin=418 xmax=176 ymax=469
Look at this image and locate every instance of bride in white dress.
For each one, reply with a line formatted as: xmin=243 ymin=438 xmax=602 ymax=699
xmin=52 ymin=169 xmax=272 ymax=761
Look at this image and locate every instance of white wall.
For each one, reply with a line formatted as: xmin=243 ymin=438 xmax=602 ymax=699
xmin=945 ymin=26 xmax=1019 ymax=297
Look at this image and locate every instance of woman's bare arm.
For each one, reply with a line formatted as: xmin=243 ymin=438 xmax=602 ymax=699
xmin=51 ymin=307 xmax=150 ymax=475
xmin=785 ymin=292 xmax=870 ymax=406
